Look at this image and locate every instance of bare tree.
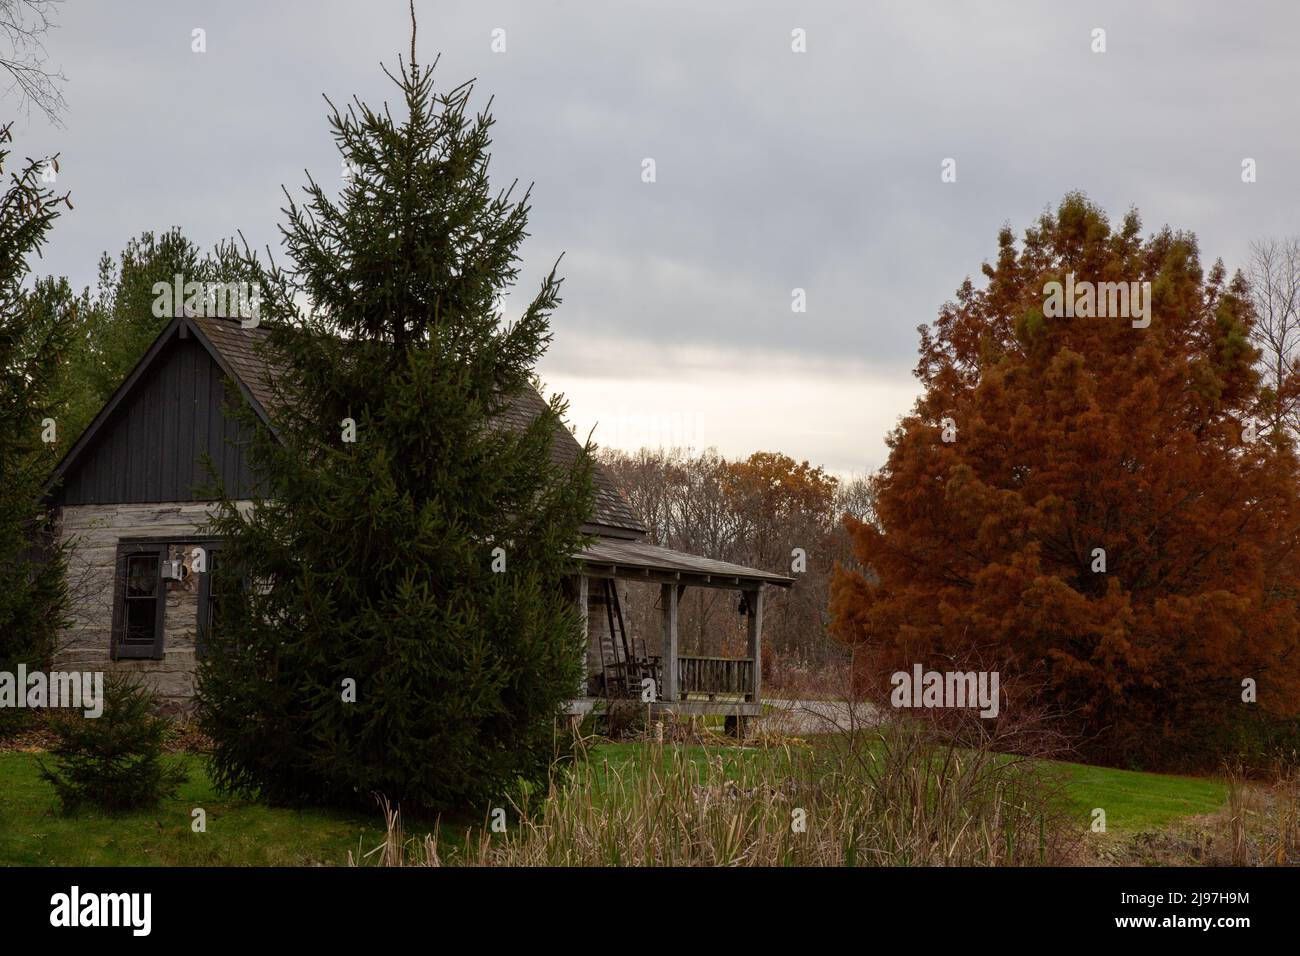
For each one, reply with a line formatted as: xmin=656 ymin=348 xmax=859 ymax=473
xmin=834 ymin=473 xmax=877 ymax=527
xmin=599 ymin=446 xmax=871 ymax=679
xmin=1248 ymin=237 xmax=1300 ymax=438
xmin=0 ymin=0 xmax=66 ymax=124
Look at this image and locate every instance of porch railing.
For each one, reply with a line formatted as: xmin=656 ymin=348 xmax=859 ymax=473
xmin=601 ymin=655 xmax=756 ymax=702
xmin=677 ymin=655 xmax=754 ymax=700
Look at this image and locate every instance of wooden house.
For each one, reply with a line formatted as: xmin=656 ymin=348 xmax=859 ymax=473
xmin=46 ymin=315 xmax=793 ymax=724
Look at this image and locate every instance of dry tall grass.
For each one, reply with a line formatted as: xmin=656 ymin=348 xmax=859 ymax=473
xmin=354 ymin=715 xmax=1078 ymax=867
xmin=1222 ymin=756 xmax=1300 ymax=866
xmin=1262 ymin=759 xmax=1300 ymax=865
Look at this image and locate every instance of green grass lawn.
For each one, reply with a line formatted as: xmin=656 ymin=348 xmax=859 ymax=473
xmin=0 ymin=744 xmax=1230 ymax=865
xmin=0 ymin=753 xmax=382 ymax=866
xmin=1052 ymin=759 xmax=1228 ymax=832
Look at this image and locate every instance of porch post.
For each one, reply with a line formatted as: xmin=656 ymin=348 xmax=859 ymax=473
xmin=746 ymin=587 xmax=763 ymax=703
xmin=660 ymin=582 xmax=678 ymax=703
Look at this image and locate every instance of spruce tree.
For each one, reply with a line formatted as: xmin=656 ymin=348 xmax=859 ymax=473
xmin=198 ymin=42 xmax=595 ymax=810
xmin=39 ymin=228 xmax=206 ymax=447
xmin=0 ymin=121 xmax=72 ymax=705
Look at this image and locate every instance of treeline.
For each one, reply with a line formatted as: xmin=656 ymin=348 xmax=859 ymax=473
xmin=597 ymin=447 xmax=871 ymax=670
xmin=43 ymin=230 xmax=250 ymax=452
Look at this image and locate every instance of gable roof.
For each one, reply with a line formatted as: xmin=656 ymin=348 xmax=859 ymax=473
xmin=50 ymin=315 xmax=647 ymax=538
xmin=47 ymin=315 xmax=269 ymax=499
xmin=190 ymin=315 xmax=280 ymax=421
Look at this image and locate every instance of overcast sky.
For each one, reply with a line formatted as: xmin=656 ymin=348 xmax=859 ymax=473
xmin=12 ymin=0 xmax=1300 ymax=475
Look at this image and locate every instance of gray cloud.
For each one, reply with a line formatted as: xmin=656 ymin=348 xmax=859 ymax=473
xmin=11 ymin=0 xmax=1300 ymax=469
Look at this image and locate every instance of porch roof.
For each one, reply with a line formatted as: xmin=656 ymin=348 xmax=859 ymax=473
xmin=575 ymin=538 xmax=794 ymax=589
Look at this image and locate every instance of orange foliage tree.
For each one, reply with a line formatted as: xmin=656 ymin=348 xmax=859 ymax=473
xmin=720 ymin=451 xmax=838 ymax=568
xmin=831 ymin=193 xmax=1300 ymax=769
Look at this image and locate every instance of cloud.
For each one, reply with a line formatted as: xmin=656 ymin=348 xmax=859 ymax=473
xmin=12 ymin=0 xmax=1300 ymax=472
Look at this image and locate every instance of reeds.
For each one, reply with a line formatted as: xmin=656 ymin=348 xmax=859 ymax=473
xmin=357 ymin=714 xmax=1076 ymax=867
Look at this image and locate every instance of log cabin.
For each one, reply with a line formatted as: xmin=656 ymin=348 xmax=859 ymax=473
xmin=46 ymin=315 xmax=793 ymax=726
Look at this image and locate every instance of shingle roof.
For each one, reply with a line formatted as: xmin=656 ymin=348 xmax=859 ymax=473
xmin=487 ymin=385 xmax=647 ymax=535
xmin=191 ymin=316 xmax=280 ymax=418
xmin=189 ymin=316 xmax=647 ymax=537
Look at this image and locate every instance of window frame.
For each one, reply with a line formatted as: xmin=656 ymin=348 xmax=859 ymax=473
xmin=111 ymin=542 xmax=167 ymax=660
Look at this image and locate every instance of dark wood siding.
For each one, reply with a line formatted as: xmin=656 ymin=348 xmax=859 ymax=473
xmin=58 ymin=335 xmax=259 ymax=505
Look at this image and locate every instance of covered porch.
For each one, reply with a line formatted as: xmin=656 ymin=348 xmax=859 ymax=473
xmin=568 ymin=538 xmax=794 ymax=723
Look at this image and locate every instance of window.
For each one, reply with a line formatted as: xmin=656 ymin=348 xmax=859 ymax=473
xmin=112 ymin=544 xmax=166 ymax=659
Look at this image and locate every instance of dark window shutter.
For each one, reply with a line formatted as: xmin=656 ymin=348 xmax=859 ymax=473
xmin=195 ymin=543 xmax=223 ymax=660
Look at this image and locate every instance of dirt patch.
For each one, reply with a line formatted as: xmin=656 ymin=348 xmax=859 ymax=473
xmin=0 ymin=718 xmax=60 ymax=753
xmin=0 ymin=710 xmax=211 ymax=754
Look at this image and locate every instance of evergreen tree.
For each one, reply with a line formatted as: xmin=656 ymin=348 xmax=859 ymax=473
xmin=39 ymin=673 xmax=188 ymax=814
xmin=0 ymin=122 xmax=72 ymax=697
xmin=198 ymin=42 xmax=594 ymax=810
xmin=42 ymin=228 xmax=206 ymax=448
xmin=70 ymin=231 xmax=202 ymax=433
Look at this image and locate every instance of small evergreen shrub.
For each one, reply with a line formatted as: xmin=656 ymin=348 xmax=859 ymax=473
xmin=39 ymin=673 xmax=188 ymax=814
